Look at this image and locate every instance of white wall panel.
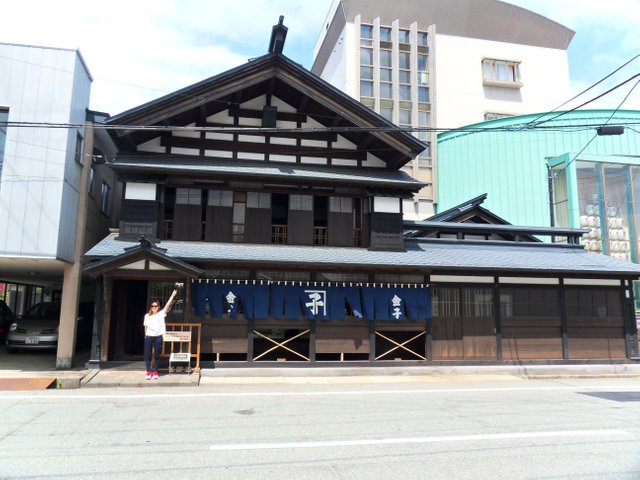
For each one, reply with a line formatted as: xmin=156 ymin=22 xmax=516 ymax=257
xmin=57 ymin=181 xmax=78 ymax=261
xmin=434 ymin=35 xmax=570 ymax=128
xmin=374 ymin=197 xmax=400 ymax=213
xmin=125 ymin=183 xmax=156 ymax=201
xmin=137 ymin=137 xmax=164 ymax=153
xmin=0 ymin=44 xmax=91 ymax=260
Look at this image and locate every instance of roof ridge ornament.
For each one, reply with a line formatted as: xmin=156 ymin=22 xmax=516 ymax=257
xmin=268 ymin=15 xmax=288 ymax=55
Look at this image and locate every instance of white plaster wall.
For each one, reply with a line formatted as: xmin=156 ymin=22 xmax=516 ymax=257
xmin=434 ymin=35 xmax=571 ymax=128
xmin=317 ymin=24 xmax=351 ymax=96
xmin=0 ymin=44 xmax=91 ymax=260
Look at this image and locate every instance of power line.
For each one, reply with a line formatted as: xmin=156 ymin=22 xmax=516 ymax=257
xmin=528 ymin=74 xmax=640 ymax=128
xmin=2 ymin=120 xmax=639 ymax=135
xmin=518 ymin=54 xmax=640 ymax=130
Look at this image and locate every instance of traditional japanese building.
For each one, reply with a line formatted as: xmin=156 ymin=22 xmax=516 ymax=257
xmin=83 ymin=19 xmax=640 ymax=368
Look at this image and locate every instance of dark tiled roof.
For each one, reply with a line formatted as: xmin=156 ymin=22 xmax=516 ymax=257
xmin=85 ymin=233 xmax=640 ymax=277
xmin=111 ymin=154 xmax=426 ymax=190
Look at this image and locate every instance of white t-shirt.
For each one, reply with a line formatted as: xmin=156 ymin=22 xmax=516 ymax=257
xmin=144 ymin=310 xmax=167 ymax=337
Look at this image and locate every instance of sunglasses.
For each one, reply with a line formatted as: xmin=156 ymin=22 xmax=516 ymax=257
xmin=151 ymin=304 xmax=159 ymax=308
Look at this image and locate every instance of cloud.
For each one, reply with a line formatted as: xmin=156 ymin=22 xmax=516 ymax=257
xmin=2 ymin=0 xmax=333 ymax=113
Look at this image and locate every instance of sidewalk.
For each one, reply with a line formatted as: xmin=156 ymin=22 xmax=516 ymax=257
xmin=2 ymin=347 xmax=640 ymax=390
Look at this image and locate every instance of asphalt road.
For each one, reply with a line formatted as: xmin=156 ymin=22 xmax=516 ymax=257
xmin=0 ymin=378 xmax=639 ymax=479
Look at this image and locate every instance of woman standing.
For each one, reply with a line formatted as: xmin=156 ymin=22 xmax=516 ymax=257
xmin=144 ymin=289 xmax=178 ymax=380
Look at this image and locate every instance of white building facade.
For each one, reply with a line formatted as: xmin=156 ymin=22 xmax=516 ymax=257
xmin=0 ymin=43 xmax=118 ymax=367
xmin=312 ymin=0 xmax=574 ymax=219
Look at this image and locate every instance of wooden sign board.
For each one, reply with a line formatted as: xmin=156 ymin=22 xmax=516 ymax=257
xmin=169 ymin=352 xmax=191 ymax=363
xmin=164 ymin=331 xmax=191 ymax=343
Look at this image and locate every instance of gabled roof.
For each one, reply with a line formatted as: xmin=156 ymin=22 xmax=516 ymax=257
xmin=83 ymin=236 xmax=203 ymax=278
xmin=106 ymin=53 xmax=426 ymax=169
xmin=428 ymin=194 xmax=508 ymax=223
xmin=406 ymin=194 xmax=544 ymax=242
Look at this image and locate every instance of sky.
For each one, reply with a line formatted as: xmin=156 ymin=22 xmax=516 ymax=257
xmin=1 ymin=0 xmax=639 ymax=117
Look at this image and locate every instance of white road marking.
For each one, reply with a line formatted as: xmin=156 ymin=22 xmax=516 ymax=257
xmin=209 ymin=429 xmax=629 ymax=451
xmin=1 ymin=384 xmax=640 ymax=400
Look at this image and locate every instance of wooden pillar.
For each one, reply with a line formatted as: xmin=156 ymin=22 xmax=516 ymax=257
xmin=247 ymin=319 xmax=254 ymax=362
xmin=56 ymin=122 xmax=95 ymax=369
xmin=101 ymin=275 xmax=113 ymax=362
xmin=425 ymin=318 xmax=432 ymax=362
xmin=369 ymin=320 xmax=376 ymax=362
xmin=623 ymin=279 xmax=639 ymax=359
xmin=494 ymin=276 xmax=502 ymax=361
xmin=559 ymin=278 xmax=568 ymax=360
xmin=309 ymin=319 xmax=316 ymax=362
xmin=88 ymin=279 xmax=103 ymax=367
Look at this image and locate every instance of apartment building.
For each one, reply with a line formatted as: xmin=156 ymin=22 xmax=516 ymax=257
xmin=312 ymin=0 xmax=574 ymax=219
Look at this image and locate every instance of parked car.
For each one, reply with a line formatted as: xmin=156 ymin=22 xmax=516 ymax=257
xmin=0 ymin=300 xmax=16 ymax=341
xmin=5 ymin=301 xmax=94 ymax=353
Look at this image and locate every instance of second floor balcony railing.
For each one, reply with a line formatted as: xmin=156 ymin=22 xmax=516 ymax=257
xmin=272 ymin=224 xmax=288 ymax=244
xmin=314 ymin=226 xmax=328 ymax=245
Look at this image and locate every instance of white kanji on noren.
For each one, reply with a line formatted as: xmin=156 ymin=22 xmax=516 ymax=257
xmin=391 ymin=294 xmax=403 ymax=319
xmin=225 ymin=291 xmax=237 ymax=314
xmin=305 ymin=289 xmax=327 ymax=316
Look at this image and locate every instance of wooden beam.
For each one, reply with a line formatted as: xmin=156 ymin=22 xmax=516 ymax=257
xmin=229 ymin=107 xmax=307 ymax=123
xmin=161 ymin=135 xmax=365 ymax=160
xmin=203 ymin=122 xmax=337 ymax=141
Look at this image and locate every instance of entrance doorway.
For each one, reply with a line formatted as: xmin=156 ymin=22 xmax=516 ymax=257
xmin=111 ymin=280 xmax=148 ymax=359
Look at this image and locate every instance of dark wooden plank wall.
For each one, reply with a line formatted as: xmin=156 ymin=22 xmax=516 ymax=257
xmin=502 ymin=317 xmax=563 ymax=360
xmin=173 ymin=204 xmax=202 ymax=240
xmin=328 ymin=212 xmax=353 ymax=246
xmin=288 ymin=209 xmax=314 ymax=245
xmin=245 ymin=207 xmax=272 ymax=244
xmin=204 ymin=206 xmax=233 ymax=242
xmin=316 ymin=324 xmax=370 ymax=353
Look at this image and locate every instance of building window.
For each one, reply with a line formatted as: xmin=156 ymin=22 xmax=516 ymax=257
xmin=74 ymin=132 xmax=83 ymax=164
xmin=418 ymin=54 xmax=428 ymax=88
xmin=398 ymin=52 xmax=411 ymax=101
xmin=361 ymin=80 xmax=374 ymax=97
xmin=482 ymin=58 xmax=522 ymax=87
xmin=379 ymin=26 xmax=392 ymax=42
xmin=360 ymin=24 xmax=373 ymax=44
xmin=484 ymin=112 xmax=512 ymax=120
xmin=417 ymin=144 xmax=432 ymax=168
xmin=418 ymin=87 xmax=429 ymax=103
xmin=0 ymin=108 xmax=7 ymax=177
xmin=290 ymin=194 xmax=312 ymax=211
xmin=176 ymin=188 xmax=201 ymax=205
xmin=417 ymin=31 xmax=428 ymax=47
xmin=380 ymin=107 xmax=393 ymax=122
xmin=399 ymin=109 xmax=411 ymax=127
xmin=398 ymin=29 xmax=410 ymax=44
xmin=88 ymin=166 xmax=95 ymax=196
xmin=208 ymin=189 xmax=233 ymax=207
xmin=417 ymin=111 xmax=430 ymax=141
xmin=329 ymin=197 xmax=352 ymax=213
xmin=100 ymin=181 xmax=111 ymax=216
xmin=360 ymin=32 xmax=373 ymax=98
xmin=232 ymin=192 xmax=246 ymax=242
xmin=380 ymin=65 xmax=392 ymax=99
xmin=247 ymin=191 xmax=271 ymax=209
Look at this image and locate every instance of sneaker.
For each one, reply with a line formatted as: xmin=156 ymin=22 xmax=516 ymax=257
xmin=153 ymin=371 xmax=159 ymax=380
xmin=145 ymin=372 xmax=151 ymax=380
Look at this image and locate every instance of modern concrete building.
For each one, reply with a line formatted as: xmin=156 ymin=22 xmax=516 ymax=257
xmin=312 ymin=0 xmax=574 ymax=219
xmin=0 ymin=42 xmax=119 ymax=367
